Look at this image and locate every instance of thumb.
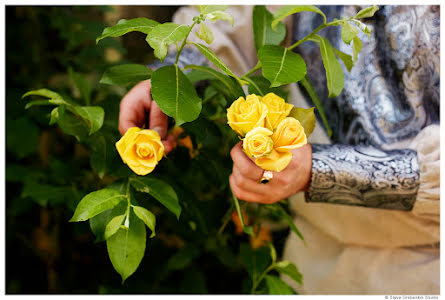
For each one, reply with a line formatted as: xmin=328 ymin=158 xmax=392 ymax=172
xmin=149 ymin=101 xmax=168 ymax=139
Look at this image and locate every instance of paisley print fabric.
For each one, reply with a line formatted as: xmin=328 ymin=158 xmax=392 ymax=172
xmin=293 ymin=6 xmax=439 ymax=209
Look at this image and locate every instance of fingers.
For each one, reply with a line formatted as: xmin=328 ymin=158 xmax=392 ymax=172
xmin=229 ymin=175 xmax=271 ymax=204
xmin=149 ymin=101 xmax=168 ymax=139
xmin=230 ymin=142 xmax=264 ymax=181
xmin=119 ymin=80 xmax=152 ymax=135
xmin=232 ymin=165 xmax=270 ymax=195
xmin=162 ymin=134 xmax=175 ymax=155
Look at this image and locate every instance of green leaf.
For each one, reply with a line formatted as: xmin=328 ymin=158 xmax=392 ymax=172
xmin=105 ymin=214 xmax=126 ymax=240
xmin=22 ymin=89 xmax=70 ymax=106
xmin=146 ymin=23 xmax=190 ymax=62
xmin=239 ymin=244 xmax=270 ymax=279
xmin=311 ymin=35 xmax=344 ymax=97
xmin=56 ymin=107 xmax=89 ymax=142
xmin=245 ymin=76 xmax=288 ymax=99
xmin=352 ymin=36 xmax=363 ymax=62
xmin=100 ymin=64 xmax=152 ymax=86
xmin=185 ymin=69 xmax=214 ymax=83
xmin=88 ymin=135 xmax=116 ymax=180
xmin=272 ymin=5 xmax=326 ymax=30
xmin=198 ymin=5 xmax=228 ymax=14
xmin=24 ymin=100 xmax=53 ymax=109
xmin=6 ymin=164 xmax=42 ymax=183
xmin=90 ymin=135 xmax=107 ymax=179
xmin=191 ymin=43 xmax=246 ymax=86
xmin=274 ymin=261 xmax=303 ymax=285
xmin=129 ymin=176 xmax=181 ymax=219
xmin=6 ymin=117 xmax=39 ymax=159
xmin=267 ymin=242 xmax=277 ymax=263
xmin=96 ymin=18 xmax=159 ymax=44
xmin=68 ymin=67 xmax=91 ymax=105
xmin=106 ymin=211 xmax=146 ymax=283
xmin=21 ymin=179 xmax=67 ymax=207
xmin=265 ymin=275 xmax=295 ymax=294
xmin=267 ymin=204 xmax=305 ymax=242
xmin=352 ymin=19 xmax=371 ymax=39
xmin=252 ymin=6 xmax=286 ymax=51
xmin=341 ymin=20 xmax=359 ymax=45
xmin=205 ymin=11 xmax=234 ymax=26
xmin=196 ymin=23 xmax=213 ymax=44
xmin=258 ymin=45 xmax=307 ymax=88
xmin=133 ymin=206 xmax=156 ymax=238
xmin=288 ymin=107 xmax=316 ymax=137
xmin=184 ymin=65 xmax=245 ymax=100
xmin=70 ymin=189 xmax=126 ymax=222
xmin=151 ymin=65 xmax=201 ymax=126
xmin=355 ymin=5 xmax=379 ymax=19
xmin=90 ymin=210 xmax=112 ymax=242
xmin=90 ymin=194 xmax=127 ymax=242
xmin=72 ymin=106 xmax=104 ymax=135
xmin=167 ymin=244 xmax=201 ymax=271
xmin=333 ymin=48 xmax=353 ymax=72
xmin=49 ymin=106 xmax=61 ymax=125
xmin=299 ymin=75 xmax=332 ymax=138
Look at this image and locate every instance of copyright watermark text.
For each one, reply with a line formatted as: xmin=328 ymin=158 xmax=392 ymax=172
xmin=384 ymin=296 xmax=439 ymax=300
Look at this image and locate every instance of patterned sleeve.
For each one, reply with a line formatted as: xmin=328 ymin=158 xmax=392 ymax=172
xmin=305 ymin=144 xmax=420 ymax=211
xmin=149 ymin=47 xmax=207 ymax=70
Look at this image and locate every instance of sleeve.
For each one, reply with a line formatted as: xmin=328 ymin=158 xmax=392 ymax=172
xmin=408 ymin=124 xmax=440 ymax=223
xmin=305 ymin=144 xmax=420 ymax=211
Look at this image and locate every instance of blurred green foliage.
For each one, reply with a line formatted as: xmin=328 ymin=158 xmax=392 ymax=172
xmin=6 ymin=6 xmax=296 ymax=294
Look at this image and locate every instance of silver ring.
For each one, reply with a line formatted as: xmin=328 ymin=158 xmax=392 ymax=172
xmin=258 ymin=170 xmax=273 ymax=184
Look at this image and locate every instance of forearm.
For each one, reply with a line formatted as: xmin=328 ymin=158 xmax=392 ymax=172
xmin=305 ymin=144 xmax=420 ymax=210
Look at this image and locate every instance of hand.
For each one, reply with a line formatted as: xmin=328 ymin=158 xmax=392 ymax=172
xmin=229 ymin=142 xmax=312 ymax=204
xmin=119 ymin=79 xmax=174 ymax=154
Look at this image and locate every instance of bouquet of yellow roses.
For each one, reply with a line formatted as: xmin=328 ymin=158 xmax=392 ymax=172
xmin=227 ymin=92 xmax=308 ymax=173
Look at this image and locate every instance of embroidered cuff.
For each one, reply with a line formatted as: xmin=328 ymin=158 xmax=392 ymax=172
xmin=305 ymin=144 xmax=420 ymax=210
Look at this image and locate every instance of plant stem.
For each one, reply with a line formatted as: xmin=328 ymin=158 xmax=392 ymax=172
xmin=288 ymin=19 xmax=345 ymax=51
xmin=231 ymin=189 xmax=253 ymax=236
xmin=251 ymin=264 xmax=275 ymax=294
xmin=124 ymin=180 xmax=131 ymax=228
xmin=242 ymin=61 xmax=262 ymax=78
xmin=175 ymin=21 xmax=198 ymax=65
xmin=218 ymin=201 xmax=235 ymax=235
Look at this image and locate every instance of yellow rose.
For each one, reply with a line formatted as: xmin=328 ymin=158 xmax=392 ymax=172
xmin=243 ymin=127 xmax=274 ymax=158
xmin=227 ymin=94 xmax=268 ymax=137
xmin=255 ymin=150 xmax=293 ymax=172
xmin=272 ymin=117 xmax=307 ymax=152
xmin=116 ymin=127 xmax=164 ymax=175
xmin=261 ymin=93 xmax=293 ymax=130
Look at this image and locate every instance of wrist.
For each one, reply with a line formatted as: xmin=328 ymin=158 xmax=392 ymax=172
xmin=300 ymin=143 xmax=312 ymax=192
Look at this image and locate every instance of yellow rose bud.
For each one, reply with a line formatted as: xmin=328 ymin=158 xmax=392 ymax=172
xmin=243 ymin=127 xmax=274 ymax=158
xmin=116 ymin=127 xmax=164 ymax=175
xmin=227 ymin=94 xmax=268 ymax=137
xmin=272 ymin=117 xmax=307 ymax=152
xmin=261 ymin=93 xmax=294 ymax=130
xmin=255 ymin=150 xmax=293 ymax=172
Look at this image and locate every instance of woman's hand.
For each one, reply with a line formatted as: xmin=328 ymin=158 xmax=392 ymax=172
xmin=229 ymin=142 xmax=312 ymax=204
xmin=119 ymin=79 xmax=174 ymax=154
